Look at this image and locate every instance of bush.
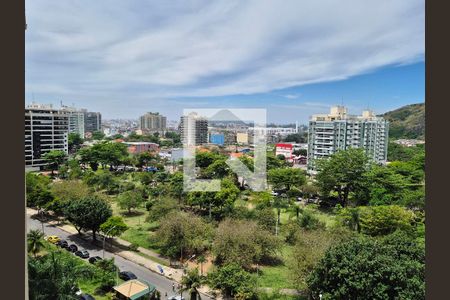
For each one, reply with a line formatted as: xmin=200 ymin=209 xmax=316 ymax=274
xmin=307 ymin=232 xmax=425 ymax=299
xmin=129 ymin=243 xmax=139 ymax=252
xmin=298 ymin=210 xmax=325 ymax=230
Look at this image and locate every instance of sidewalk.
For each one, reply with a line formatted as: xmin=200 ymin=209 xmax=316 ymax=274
xmin=26 ymin=208 xmax=216 ymax=298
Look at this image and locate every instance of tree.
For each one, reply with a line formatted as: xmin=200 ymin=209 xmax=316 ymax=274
xmin=358 ymin=205 xmax=414 ymax=236
xmin=28 ymin=251 xmax=82 ymax=299
xmin=315 ymin=148 xmax=369 ymax=206
xmin=208 ymin=264 xmax=257 ymax=299
xmin=203 ymin=159 xmax=231 ymax=178
xmin=42 ymin=150 xmax=67 ymax=175
xmin=49 ymin=180 xmax=90 ymax=216
xmin=283 ymin=133 xmax=307 ymax=143
xmin=64 ymin=195 xmax=112 ymax=241
xmin=27 ymin=229 xmax=45 ymax=257
xmin=26 ymin=172 xmax=54 ymax=212
xmin=91 ymin=130 xmax=105 ymax=140
xmin=255 ymin=207 xmax=277 ymax=232
xmin=137 ymin=152 xmax=156 ymax=167
xmin=168 ymin=172 xmax=185 ymax=203
xmin=117 ymin=190 xmax=144 ymax=213
xmin=94 ymin=258 xmax=118 ymax=292
xmin=300 ymin=184 xmax=320 ymax=199
xmin=181 ymin=268 xmax=203 ymax=300
xmin=289 ymin=228 xmax=345 ymax=290
xmin=147 ymin=198 xmax=179 ymax=222
xmin=197 ymin=255 xmax=207 ymax=275
xmin=68 ymin=133 xmax=83 ymax=153
xmin=307 ymin=232 xmax=425 ymax=299
xmin=100 ymin=216 xmax=128 ymax=238
xmin=155 ymin=211 xmax=213 ymax=261
xmin=213 ymin=219 xmax=281 ymax=269
xmin=268 ymin=168 xmax=306 ymax=191
xmin=355 ymin=164 xmax=409 ymax=206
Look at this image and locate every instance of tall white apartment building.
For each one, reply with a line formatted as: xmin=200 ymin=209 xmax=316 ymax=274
xmin=307 ymin=106 xmax=389 ymax=171
xmin=179 ymin=112 xmax=208 ymax=145
xmin=62 ymin=106 xmax=85 ymax=137
xmin=25 ymin=104 xmax=69 ymax=170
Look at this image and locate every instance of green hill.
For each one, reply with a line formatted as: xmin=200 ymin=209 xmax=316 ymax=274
xmin=382 ymin=103 xmax=425 ymax=139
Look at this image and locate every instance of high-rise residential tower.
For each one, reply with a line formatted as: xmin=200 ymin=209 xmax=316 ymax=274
xmin=139 ymin=112 xmax=167 ymax=134
xmin=25 ymin=103 xmax=69 ymax=170
xmin=179 ymin=112 xmax=208 ymax=145
xmin=61 ymin=106 xmax=85 ymax=137
xmin=307 ymin=106 xmax=389 ymax=171
xmin=83 ymin=111 xmax=102 ymax=135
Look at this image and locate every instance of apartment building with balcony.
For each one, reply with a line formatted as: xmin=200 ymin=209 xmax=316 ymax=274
xmin=25 ymin=104 xmax=69 ymax=170
xmin=307 ymin=106 xmax=389 ymax=171
xmin=139 ymin=112 xmax=167 ymax=134
xmin=179 ymin=112 xmax=208 ymax=145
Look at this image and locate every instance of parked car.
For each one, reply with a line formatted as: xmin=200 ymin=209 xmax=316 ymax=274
xmin=119 ymin=271 xmax=137 ymax=281
xmin=79 ymin=294 xmax=96 ymax=300
xmin=88 ymin=256 xmax=102 ymax=264
xmin=296 ymin=197 xmax=303 ymax=202
xmin=57 ymin=240 xmax=68 ymax=248
xmin=167 ymin=296 xmax=185 ymax=300
xmin=67 ymin=244 xmax=78 ymax=252
xmin=46 ymin=235 xmax=60 ymax=244
xmin=270 ymin=191 xmax=279 ymax=196
xmin=75 ymin=249 xmax=90 ymax=259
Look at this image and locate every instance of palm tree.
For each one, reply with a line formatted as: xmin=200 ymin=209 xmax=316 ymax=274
xmin=27 ymin=229 xmax=45 ymax=257
xmin=181 ymin=267 xmax=203 ymax=300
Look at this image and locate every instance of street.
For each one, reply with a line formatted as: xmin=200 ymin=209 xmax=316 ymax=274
xmin=26 ymin=214 xmax=212 ymax=300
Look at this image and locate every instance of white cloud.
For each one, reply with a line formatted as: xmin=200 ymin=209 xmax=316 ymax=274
xmin=25 ymin=0 xmax=424 ymax=106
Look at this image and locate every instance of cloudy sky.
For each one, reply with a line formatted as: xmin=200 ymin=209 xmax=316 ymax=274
xmin=25 ymin=0 xmax=424 ymax=123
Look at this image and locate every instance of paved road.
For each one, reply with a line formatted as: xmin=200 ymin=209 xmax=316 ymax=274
xmin=27 ymin=215 xmax=212 ymax=300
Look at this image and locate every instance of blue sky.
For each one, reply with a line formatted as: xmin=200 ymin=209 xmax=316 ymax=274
xmin=25 ymin=0 xmax=424 ymax=123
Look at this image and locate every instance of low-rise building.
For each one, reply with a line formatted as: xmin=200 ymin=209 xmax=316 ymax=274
xmin=123 ymin=142 xmax=159 ymax=154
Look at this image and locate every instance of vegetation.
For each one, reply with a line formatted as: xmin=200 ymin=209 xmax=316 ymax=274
xmin=307 ymin=231 xmax=425 ymax=299
xmin=382 ymin=103 xmax=425 ymax=139
xmin=64 ymin=195 xmax=112 ymax=240
xmin=26 ymin=136 xmax=425 ymax=299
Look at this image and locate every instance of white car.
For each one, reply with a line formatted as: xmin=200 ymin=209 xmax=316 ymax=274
xmin=167 ymin=296 xmax=185 ymax=300
xmin=271 ymin=191 xmax=279 ymax=196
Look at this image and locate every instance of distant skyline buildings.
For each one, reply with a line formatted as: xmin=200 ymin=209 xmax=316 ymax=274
xmin=25 ymin=1 xmax=424 ymax=123
xmin=139 ymin=112 xmax=167 ymax=133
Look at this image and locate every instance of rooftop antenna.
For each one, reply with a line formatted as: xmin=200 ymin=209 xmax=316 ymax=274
xmin=341 ymin=96 xmax=344 ymax=107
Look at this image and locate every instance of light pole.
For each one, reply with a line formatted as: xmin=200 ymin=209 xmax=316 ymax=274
xmin=102 ymin=225 xmax=117 ymax=259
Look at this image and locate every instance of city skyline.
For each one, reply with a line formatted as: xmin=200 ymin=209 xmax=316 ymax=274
xmin=25 ymin=0 xmax=424 ymax=123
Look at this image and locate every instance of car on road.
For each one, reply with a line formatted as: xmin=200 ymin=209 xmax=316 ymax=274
xmin=79 ymin=294 xmax=95 ymax=300
xmin=75 ymin=249 xmax=90 ymax=259
xmin=88 ymin=256 xmax=103 ymax=264
xmin=67 ymin=244 xmax=78 ymax=252
xmin=56 ymin=240 xmax=68 ymax=248
xmin=167 ymin=296 xmax=185 ymax=300
xmin=297 ymin=197 xmax=303 ymax=202
xmin=270 ymin=191 xmax=279 ymax=196
xmin=119 ymin=271 xmax=137 ymax=281
xmin=46 ymin=235 xmax=60 ymax=244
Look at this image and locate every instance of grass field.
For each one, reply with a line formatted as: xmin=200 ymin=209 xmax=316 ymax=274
xmin=257 ymin=246 xmax=295 ymax=289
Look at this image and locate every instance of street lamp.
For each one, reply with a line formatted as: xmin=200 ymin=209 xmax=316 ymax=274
xmin=102 ymin=225 xmax=117 ymax=259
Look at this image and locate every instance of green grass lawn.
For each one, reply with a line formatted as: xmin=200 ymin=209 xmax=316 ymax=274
xmin=110 ymin=202 xmax=161 ymax=251
xmin=257 ymin=246 xmax=295 ymax=289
